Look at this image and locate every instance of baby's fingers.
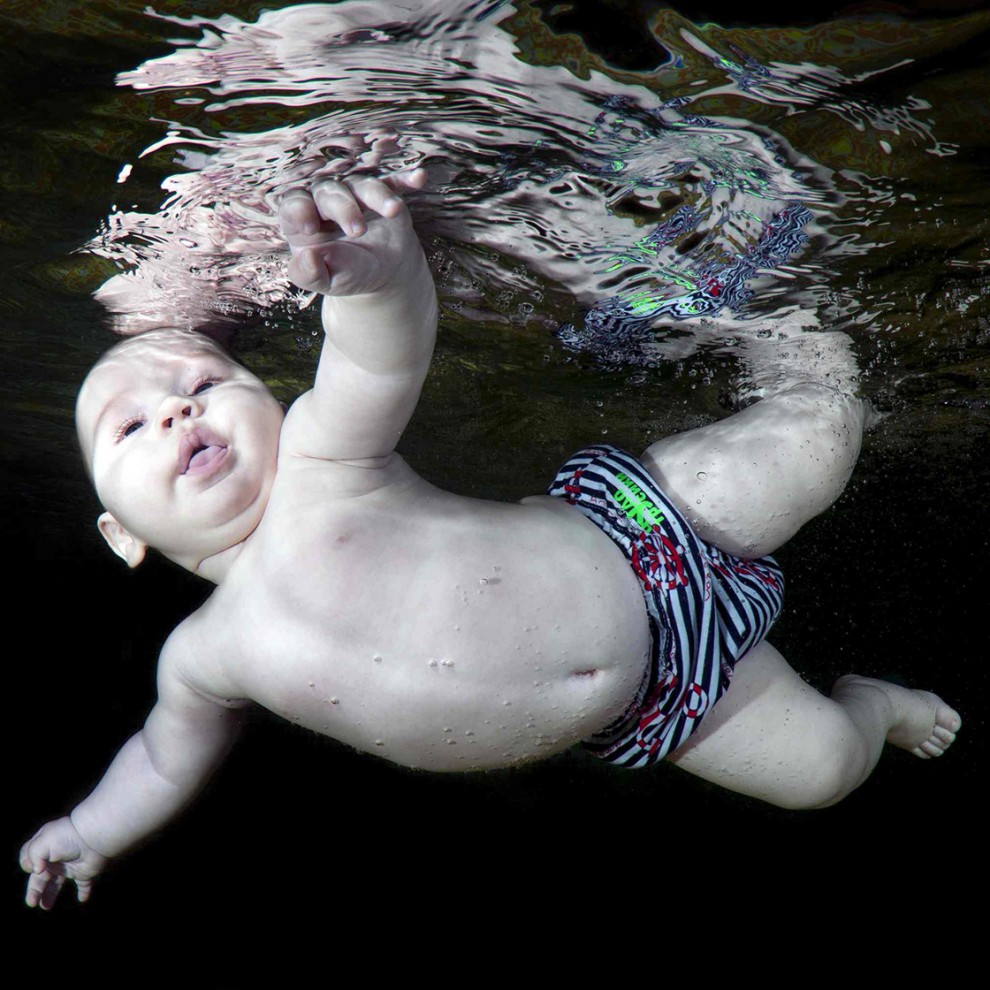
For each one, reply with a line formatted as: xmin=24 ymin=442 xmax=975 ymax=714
xmin=279 ymin=188 xmax=329 ymax=243
xmin=75 ymin=876 xmax=95 ymax=904
xmin=287 ymin=246 xmax=334 ymax=294
xmin=382 ymin=166 xmax=427 ymax=195
xmin=25 ymin=865 xmax=65 ymax=910
xmin=352 ymin=169 xmax=428 ymax=214
xmin=313 ymin=172 xmax=424 ymax=232
xmin=312 ymin=179 xmax=372 ymax=237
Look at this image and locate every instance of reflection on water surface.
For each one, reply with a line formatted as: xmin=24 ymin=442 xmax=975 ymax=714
xmin=86 ymin=1 xmax=988 ymax=404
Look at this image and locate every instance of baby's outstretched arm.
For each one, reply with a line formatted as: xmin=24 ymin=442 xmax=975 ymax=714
xmin=20 ymin=640 xmax=241 ymax=908
xmin=278 ymin=168 xmax=437 ymax=464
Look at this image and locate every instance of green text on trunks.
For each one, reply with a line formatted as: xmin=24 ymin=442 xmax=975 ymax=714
xmin=612 ymin=472 xmax=666 ymax=530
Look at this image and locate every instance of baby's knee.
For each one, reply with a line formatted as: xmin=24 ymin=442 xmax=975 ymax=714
xmin=770 ymin=734 xmax=870 ymax=811
xmin=771 ymin=383 xmax=869 ymax=448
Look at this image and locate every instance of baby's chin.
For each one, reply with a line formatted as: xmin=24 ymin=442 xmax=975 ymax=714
xmin=176 ymin=487 xmax=275 ymax=580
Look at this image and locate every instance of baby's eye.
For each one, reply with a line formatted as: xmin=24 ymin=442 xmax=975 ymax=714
xmin=115 ymin=419 xmax=144 ymax=442
xmin=190 ymin=376 xmax=221 ymax=395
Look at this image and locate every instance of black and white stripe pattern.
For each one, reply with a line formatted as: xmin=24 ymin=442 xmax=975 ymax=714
xmin=548 ymin=445 xmax=784 ymax=768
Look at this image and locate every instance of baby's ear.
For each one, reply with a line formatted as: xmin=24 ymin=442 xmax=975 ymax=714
xmin=97 ymin=512 xmax=147 ymax=569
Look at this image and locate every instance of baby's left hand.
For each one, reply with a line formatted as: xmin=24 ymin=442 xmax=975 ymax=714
xmin=279 ymin=167 xmax=427 ymax=298
xmin=20 ymin=816 xmax=109 ymax=910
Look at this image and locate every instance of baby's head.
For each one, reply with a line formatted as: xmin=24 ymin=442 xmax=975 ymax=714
xmin=76 ymin=328 xmax=285 ymax=577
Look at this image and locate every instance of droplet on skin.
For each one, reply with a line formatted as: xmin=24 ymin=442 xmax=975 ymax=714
xmin=479 ymin=577 xmax=489 ymax=586
xmin=428 ymin=659 xmax=438 ymax=667
xmin=330 ymin=697 xmax=339 ymax=705
xmin=375 ymin=739 xmax=385 ymax=747
xmin=440 ymin=658 xmax=454 ymax=667
xmin=307 ymin=680 xmax=315 ymax=688
xmin=373 ymin=655 xmax=382 ymax=663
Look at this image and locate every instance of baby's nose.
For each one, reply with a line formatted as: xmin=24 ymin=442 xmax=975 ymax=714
xmin=158 ymin=394 xmax=201 ymax=429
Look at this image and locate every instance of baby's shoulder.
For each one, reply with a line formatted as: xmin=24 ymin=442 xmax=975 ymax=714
xmin=157 ymin=604 xmax=251 ymax=709
xmin=272 ymin=425 xmax=423 ymax=499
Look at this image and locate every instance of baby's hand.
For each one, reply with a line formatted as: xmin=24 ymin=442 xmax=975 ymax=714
xmin=279 ymin=168 xmax=427 ymax=298
xmin=20 ymin=817 xmax=109 ymax=909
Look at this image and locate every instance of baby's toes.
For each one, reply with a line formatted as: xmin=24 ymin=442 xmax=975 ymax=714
xmin=932 ymin=724 xmax=956 ymax=746
xmin=936 ymin=705 xmax=962 ymax=734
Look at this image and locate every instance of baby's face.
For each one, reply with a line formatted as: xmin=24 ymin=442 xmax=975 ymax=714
xmin=77 ymin=330 xmax=285 ymax=570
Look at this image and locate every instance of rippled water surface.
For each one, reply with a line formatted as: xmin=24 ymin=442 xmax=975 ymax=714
xmin=4 ymin=0 xmax=987 ymax=941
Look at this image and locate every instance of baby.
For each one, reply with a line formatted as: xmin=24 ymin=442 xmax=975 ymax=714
xmin=21 ymin=170 xmax=960 ymax=909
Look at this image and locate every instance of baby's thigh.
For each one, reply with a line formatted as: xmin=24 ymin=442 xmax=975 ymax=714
xmin=641 ymin=384 xmax=868 ymax=557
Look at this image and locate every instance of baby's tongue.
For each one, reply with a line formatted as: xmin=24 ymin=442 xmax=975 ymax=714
xmin=189 ymin=445 xmax=221 ymax=471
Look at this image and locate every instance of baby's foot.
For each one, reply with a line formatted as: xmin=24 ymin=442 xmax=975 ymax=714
xmin=833 ymin=675 xmax=961 ymax=759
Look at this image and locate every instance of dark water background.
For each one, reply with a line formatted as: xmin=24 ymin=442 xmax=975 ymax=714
xmin=3 ymin=0 xmax=987 ymax=963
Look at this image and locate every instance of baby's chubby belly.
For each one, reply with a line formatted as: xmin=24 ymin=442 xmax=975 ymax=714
xmin=222 ymin=477 xmax=652 ymax=770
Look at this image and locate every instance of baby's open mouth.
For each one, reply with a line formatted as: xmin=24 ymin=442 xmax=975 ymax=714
xmin=180 ymin=431 xmax=229 ymax=477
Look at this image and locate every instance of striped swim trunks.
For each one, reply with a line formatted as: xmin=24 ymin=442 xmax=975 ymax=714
xmin=547 ymin=445 xmax=784 ymax=768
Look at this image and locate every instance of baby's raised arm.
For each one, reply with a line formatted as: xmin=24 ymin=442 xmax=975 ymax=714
xmin=278 ymin=168 xmax=438 ymax=464
xmin=20 ymin=636 xmax=241 ymax=909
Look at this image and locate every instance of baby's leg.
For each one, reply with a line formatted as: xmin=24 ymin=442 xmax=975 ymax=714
xmin=667 ymin=641 xmax=961 ymax=809
xmin=641 ymin=384 xmax=871 ymax=557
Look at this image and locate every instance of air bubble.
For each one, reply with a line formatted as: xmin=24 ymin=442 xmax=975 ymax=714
xmin=696 ymin=471 xmax=708 ymax=482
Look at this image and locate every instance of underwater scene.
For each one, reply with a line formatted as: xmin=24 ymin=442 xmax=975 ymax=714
xmin=4 ymin=0 xmax=986 ymax=948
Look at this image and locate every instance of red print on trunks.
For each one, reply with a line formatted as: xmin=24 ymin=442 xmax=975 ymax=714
xmin=563 ymin=466 xmax=585 ymax=503
xmin=733 ymin=560 xmax=781 ymax=590
xmin=631 ymin=527 xmax=686 ymax=592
